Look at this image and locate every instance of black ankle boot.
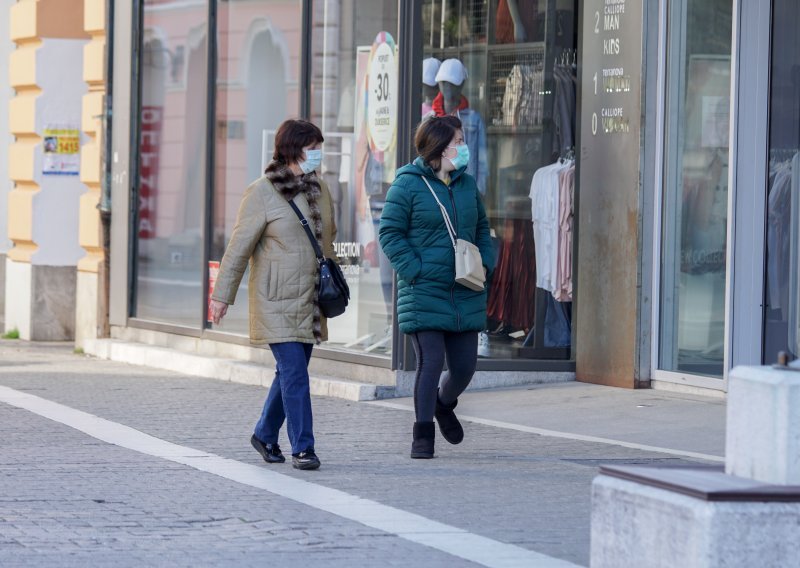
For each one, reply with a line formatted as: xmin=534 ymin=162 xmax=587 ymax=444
xmin=435 ymin=392 xmax=464 ymax=445
xmin=411 ymin=421 xmax=435 ymax=459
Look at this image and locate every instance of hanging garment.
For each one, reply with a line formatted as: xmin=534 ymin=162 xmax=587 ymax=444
xmin=554 ymin=163 xmax=575 ymax=302
xmin=530 ymin=160 xmax=572 ymax=294
xmin=487 ymin=217 xmax=537 ymax=330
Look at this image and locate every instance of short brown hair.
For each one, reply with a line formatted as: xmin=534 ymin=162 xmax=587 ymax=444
xmin=414 ymin=116 xmax=462 ymax=171
xmin=271 ymin=119 xmax=325 ymax=165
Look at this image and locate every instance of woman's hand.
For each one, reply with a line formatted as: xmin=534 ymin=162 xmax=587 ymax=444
xmin=209 ymin=299 xmax=229 ymax=324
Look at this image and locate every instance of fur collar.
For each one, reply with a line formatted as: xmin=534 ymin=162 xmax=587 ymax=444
xmin=264 ymin=161 xmax=323 ymax=242
xmin=263 ymin=160 xmax=324 ymax=343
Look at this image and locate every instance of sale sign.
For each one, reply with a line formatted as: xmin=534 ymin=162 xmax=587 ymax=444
xmin=139 ymin=106 xmax=163 ymax=238
xmin=366 ymin=32 xmax=398 ymax=153
xmin=207 ymin=261 xmax=220 ymax=323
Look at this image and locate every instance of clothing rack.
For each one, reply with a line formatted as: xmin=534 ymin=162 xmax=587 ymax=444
xmin=770 ymin=148 xmax=800 ymax=162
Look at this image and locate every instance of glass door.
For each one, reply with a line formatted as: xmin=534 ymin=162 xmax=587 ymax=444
xmin=658 ymin=0 xmax=734 ymax=379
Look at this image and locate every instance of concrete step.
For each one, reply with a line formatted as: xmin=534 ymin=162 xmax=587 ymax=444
xmin=83 ymin=338 xmax=395 ymax=402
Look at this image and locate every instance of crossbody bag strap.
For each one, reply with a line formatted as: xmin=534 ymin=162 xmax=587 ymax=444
xmin=420 ymin=176 xmax=457 ymax=249
xmin=288 ymin=199 xmax=325 ymax=262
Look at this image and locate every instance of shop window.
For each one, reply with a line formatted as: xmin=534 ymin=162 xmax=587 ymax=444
xmin=133 ymin=3 xmax=210 ymax=327
xmin=422 ymin=0 xmax=579 ymax=359
xmin=659 ymin=0 xmax=733 ymax=377
xmin=764 ymin=0 xmax=800 ymax=362
xmin=209 ymin=0 xmax=303 ymax=335
xmin=308 ymin=0 xmax=399 ymax=356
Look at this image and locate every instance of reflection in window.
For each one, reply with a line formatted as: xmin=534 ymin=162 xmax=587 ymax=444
xmin=660 ymin=0 xmax=733 ymax=377
xmin=135 ymin=4 xmax=209 ymax=326
xmin=210 ymin=1 xmax=303 ymax=335
xmin=309 ymin=0 xmax=399 ymax=356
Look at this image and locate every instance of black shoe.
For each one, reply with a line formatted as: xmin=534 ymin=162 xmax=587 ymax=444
xmin=292 ymin=450 xmax=321 ymax=470
xmin=411 ymin=421 xmax=435 ymax=459
xmin=434 ymin=392 xmax=464 ymax=445
xmin=250 ymin=434 xmax=286 ymax=464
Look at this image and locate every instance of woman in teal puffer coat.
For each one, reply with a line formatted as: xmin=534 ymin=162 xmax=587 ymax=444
xmin=379 ymin=116 xmax=495 ymax=459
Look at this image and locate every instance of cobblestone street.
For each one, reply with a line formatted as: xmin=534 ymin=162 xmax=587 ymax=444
xmin=0 ymin=341 xmax=723 ymax=567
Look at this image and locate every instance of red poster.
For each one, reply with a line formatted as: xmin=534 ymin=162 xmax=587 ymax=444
xmin=207 ymin=261 xmax=220 ymax=322
xmin=139 ymin=106 xmax=163 ymax=238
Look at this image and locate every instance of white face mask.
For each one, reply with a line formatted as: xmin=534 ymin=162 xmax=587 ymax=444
xmin=300 ymin=148 xmax=322 ymax=174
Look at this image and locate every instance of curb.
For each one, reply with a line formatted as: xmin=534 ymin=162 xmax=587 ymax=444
xmin=83 ymin=339 xmax=392 ymax=402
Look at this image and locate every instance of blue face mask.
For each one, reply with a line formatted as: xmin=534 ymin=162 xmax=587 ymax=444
xmin=445 ymin=144 xmax=470 ymax=170
xmin=300 ymin=148 xmax=322 ymax=174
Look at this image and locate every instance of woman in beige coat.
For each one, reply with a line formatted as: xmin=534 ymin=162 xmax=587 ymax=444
xmin=209 ymin=119 xmax=336 ymax=471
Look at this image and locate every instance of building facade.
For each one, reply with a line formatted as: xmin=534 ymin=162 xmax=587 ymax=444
xmin=0 ymin=0 xmax=16 ymax=329
xmin=2 ymin=0 xmax=798 ymax=395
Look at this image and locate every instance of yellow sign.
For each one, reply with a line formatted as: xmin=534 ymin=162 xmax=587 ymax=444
xmin=43 ymin=127 xmax=80 ymax=175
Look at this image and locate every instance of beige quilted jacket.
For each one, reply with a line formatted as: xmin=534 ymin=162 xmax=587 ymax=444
xmin=211 ymin=175 xmax=336 ymax=344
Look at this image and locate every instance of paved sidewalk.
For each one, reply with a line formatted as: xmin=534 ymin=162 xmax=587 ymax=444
xmin=0 ymin=340 xmax=725 ymax=567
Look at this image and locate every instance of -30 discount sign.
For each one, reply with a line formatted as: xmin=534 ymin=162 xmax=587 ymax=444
xmin=366 ymin=32 xmax=398 ymax=153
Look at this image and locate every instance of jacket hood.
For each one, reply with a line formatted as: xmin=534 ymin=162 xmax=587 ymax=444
xmin=396 ymin=157 xmax=467 ymax=183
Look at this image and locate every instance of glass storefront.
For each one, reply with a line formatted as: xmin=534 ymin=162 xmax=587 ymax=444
xmin=421 ymin=0 xmax=578 ymax=360
xmin=764 ymin=0 xmax=800 ymax=362
xmin=308 ymin=0 xmax=399 ymax=356
xmin=118 ymin=0 xmax=797 ymax=382
xmin=127 ymin=0 xmax=580 ymax=369
xmin=659 ymin=0 xmax=733 ymax=378
xmin=134 ymin=1 xmax=210 ymax=327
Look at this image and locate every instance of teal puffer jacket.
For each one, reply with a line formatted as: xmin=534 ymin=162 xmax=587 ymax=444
xmin=379 ymin=158 xmax=496 ymax=334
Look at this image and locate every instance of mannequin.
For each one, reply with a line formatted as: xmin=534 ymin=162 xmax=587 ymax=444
xmin=421 ymin=57 xmax=441 ymax=117
xmin=432 ymin=59 xmax=488 ymax=195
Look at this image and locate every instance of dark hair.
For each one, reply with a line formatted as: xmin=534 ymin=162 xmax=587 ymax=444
xmin=272 ymin=119 xmax=325 ymax=165
xmin=414 ymin=116 xmax=462 ymax=171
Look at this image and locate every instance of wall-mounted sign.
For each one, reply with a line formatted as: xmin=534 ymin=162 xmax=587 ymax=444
xmin=42 ymin=127 xmax=80 ymax=176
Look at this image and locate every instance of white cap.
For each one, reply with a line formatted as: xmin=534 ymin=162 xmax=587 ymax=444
xmin=422 ymin=57 xmax=441 ymax=87
xmin=435 ymin=58 xmax=468 ymax=86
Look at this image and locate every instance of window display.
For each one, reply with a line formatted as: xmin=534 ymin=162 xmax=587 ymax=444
xmin=422 ymin=0 xmax=578 ymax=359
xmin=309 ymin=0 xmax=399 ymax=356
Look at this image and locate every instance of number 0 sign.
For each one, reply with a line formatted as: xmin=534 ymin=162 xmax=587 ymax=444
xmin=366 ymin=32 xmax=398 ymax=153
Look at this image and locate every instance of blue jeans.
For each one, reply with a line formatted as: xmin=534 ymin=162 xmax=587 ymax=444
xmin=254 ymin=342 xmax=315 ymax=454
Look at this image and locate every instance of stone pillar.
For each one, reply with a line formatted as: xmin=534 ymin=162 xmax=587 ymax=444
xmin=591 ymin=365 xmax=800 ymax=567
xmin=75 ymin=0 xmax=108 ymax=348
xmin=5 ymin=0 xmax=89 ymax=340
xmin=726 ymin=365 xmax=800 ymax=484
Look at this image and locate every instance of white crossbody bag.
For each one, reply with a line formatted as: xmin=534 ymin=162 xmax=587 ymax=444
xmin=420 ymin=176 xmax=486 ymax=292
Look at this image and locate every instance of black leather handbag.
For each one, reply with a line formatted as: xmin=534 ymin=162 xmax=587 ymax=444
xmin=288 ymin=200 xmax=350 ymax=318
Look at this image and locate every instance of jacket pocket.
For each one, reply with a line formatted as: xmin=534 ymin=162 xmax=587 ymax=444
xmin=267 ymin=261 xmax=280 ymax=301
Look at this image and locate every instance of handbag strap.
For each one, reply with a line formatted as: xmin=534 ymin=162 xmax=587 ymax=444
xmin=288 ymin=199 xmax=324 ymax=262
xmin=420 ymin=176 xmax=457 ymax=250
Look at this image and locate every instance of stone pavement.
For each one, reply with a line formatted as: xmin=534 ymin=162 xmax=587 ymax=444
xmin=0 ymin=340 xmax=725 ymax=567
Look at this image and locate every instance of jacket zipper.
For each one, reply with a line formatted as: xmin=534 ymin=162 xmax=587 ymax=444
xmin=444 ymin=180 xmax=461 ymax=331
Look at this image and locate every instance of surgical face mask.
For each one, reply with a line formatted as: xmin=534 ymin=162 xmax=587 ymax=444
xmin=445 ymin=143 xmax=469 ymax=170
xmin=300 ymin=148 xmax=322 ymax=174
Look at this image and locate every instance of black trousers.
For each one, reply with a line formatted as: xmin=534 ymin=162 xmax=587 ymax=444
xmin=410 ymin=331 xmax=478 ymax=422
